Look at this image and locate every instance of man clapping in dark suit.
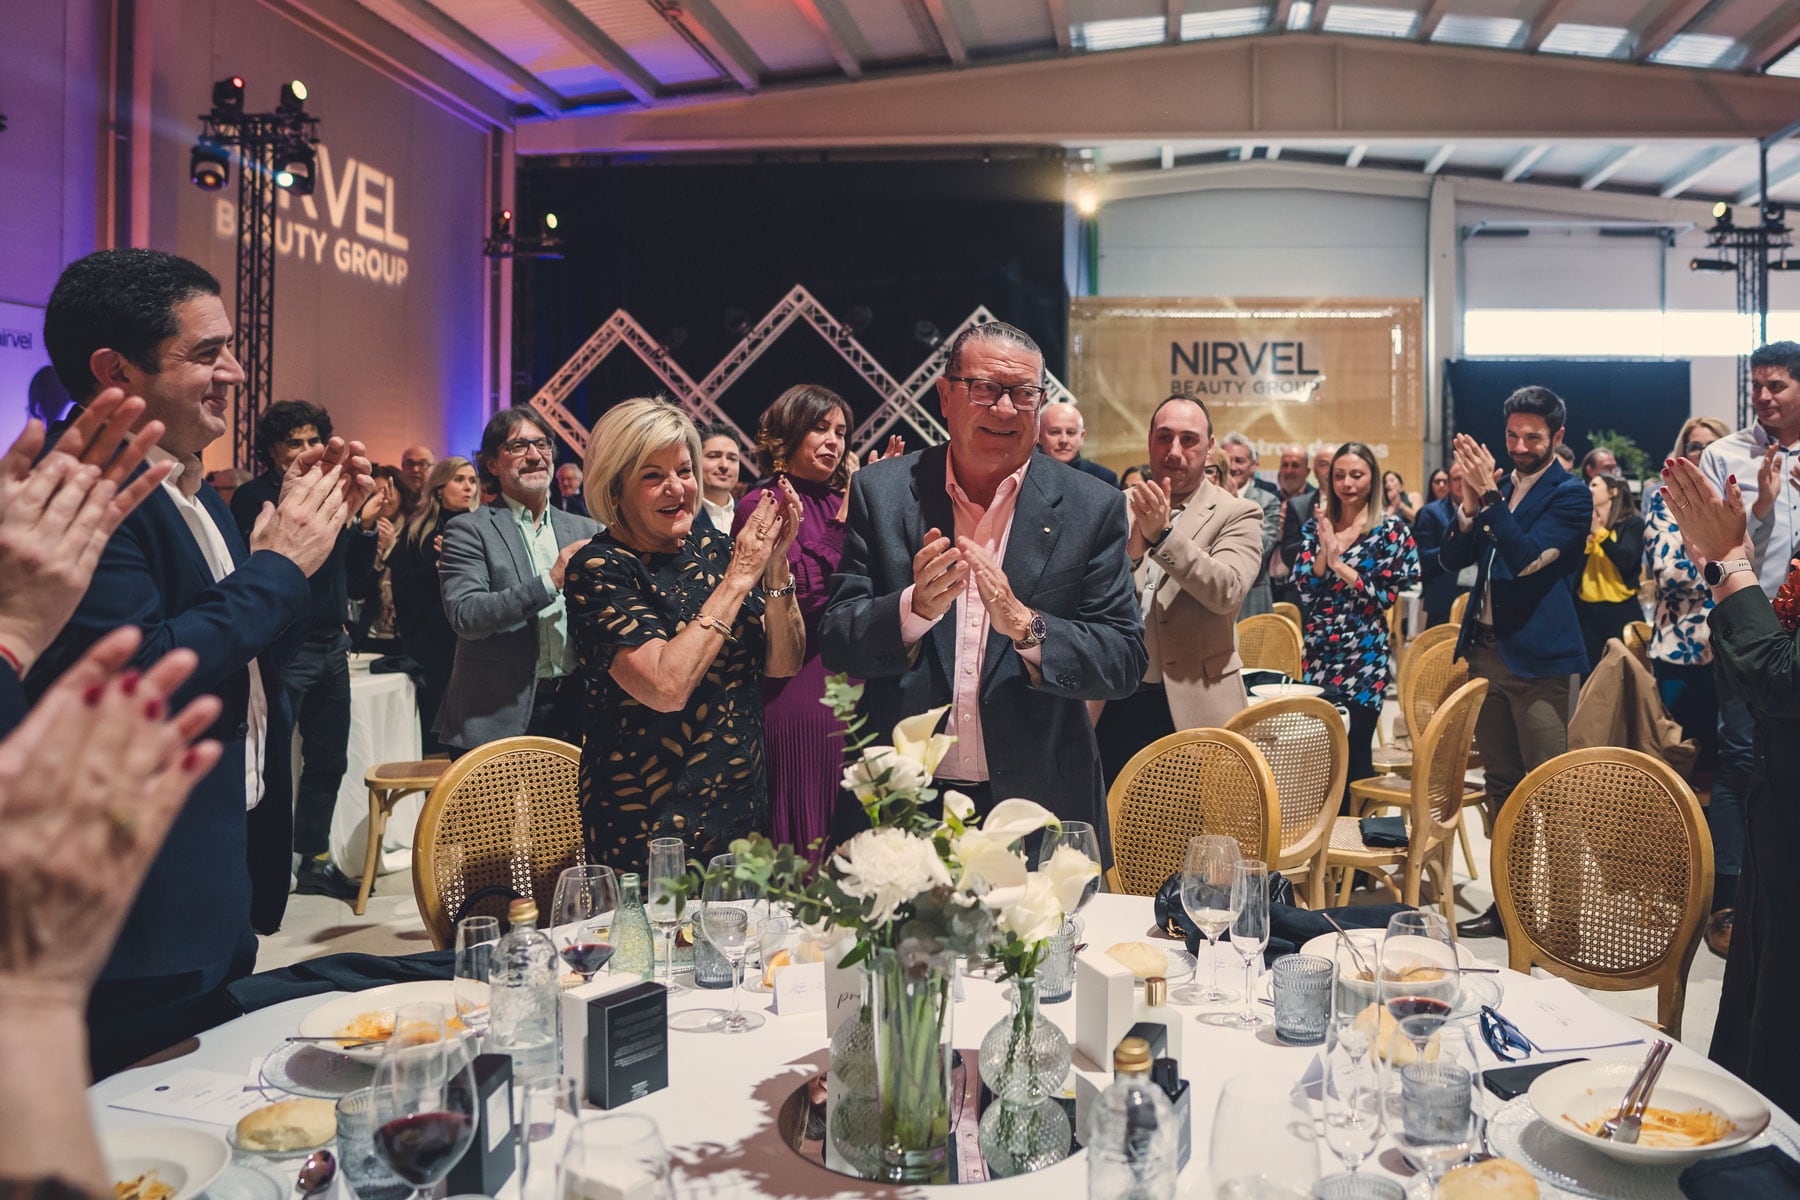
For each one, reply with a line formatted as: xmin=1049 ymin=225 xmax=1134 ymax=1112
xmin=821 ymin=322 xmax=1146 ymax=832
xmin=35 ymin=249 xmax=373 ymax=1076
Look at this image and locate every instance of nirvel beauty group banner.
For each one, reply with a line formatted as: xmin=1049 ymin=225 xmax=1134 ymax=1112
xmin=1069 ymin=298 xmax=1425 ymax=486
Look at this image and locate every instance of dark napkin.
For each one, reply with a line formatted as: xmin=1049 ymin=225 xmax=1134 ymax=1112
xmin=1360 ymin=815 xmax=1409 ymax=849
xmin=227 ymin=949 xmax=454 ymax=1014
xmin=1154 ymin=872 xmax=1410 ymax=966
xmin=1679 ymin=1146 xmax=1800 ymax=1200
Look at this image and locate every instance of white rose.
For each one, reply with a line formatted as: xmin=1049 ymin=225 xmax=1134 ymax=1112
xmin=831 ymin=827 xmax=951 ymax=925
xmin=954 ymin=828 xmax=1027 ymax=897
xmin=841 ymin=746 xmax=930 ymax=802
xmin=943 ymin=789 xmax=975 ymax=823
xmin=892 ymin=706 xmax=954 ymax=777
xmin=997 ymin=874 xmax=1064 ymax=946
xmin=982 ymin=798 xmax=1058 ymax=842
xmin=1043 ymin=844 xmax=1100 ymax=914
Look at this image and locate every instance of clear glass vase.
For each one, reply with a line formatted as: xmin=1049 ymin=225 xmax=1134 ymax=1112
xmin=977 ymin=1096 xmax=1073 ymax=1178
xmin=826 ymin=972 xmax=881 ymax=1180
xmin=869 ymin=943 xmax=956 ymax=1184
xmin=978 ymin=975 xmax=1071 ymax=1106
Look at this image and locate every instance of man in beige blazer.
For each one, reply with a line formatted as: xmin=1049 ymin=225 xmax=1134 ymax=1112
xmin=1095 ymin=395 xmax=1265 ymax=787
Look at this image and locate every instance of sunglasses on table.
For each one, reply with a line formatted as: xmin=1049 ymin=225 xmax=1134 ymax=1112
xmin=1480 ymin=1005 xmax=1535 ymax=1061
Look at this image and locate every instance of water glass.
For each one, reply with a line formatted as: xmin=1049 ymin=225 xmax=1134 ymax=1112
xmin=1203 ymin=859 xmax=1269 ymax=1029
xmin=453 ymin=916 xmax=499 ymax=1039
xmin=1313 ymin=1175 xmax=1405 ymax=1199
xmin=1272 ymin=954 xmax=1334 ymax=1046
xmin=1320 ymin=1029 xmax=1384 ymax=1177
xmin=1038 ymin=915 xmax=1082 ymax=1004
xmin=647 ymin=836 xmax=688 ymax=993
xmin=560 ymin=1114 xmax=674 ymax=1200
xmin=1209 ymin=1074 xmax=1319 ymax=1199
xmin=1396 ymin=1062 xmax=1474 ymax=1188
xmin=701 ymin=854 xmax=764 ymax=1033
xmin=753 ymin=912 xmax=790 ymax=983
xmin=336 ymin=1087 xmax=409 ymax=1200
xmin=1177 ymin=834 xmax=1240 ymax=1005
xmin=524 ymin=1073 xmax=583 ymax=1142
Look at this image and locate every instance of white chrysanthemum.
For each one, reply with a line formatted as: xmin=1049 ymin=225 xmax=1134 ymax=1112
xmin=831 ymin=827 xmax=951 ymax=924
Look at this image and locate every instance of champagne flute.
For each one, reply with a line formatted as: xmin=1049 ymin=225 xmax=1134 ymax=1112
xmin=1176 ymin=834 xmax=1240 ymax=1005
xmin=1204 ymin=859 xmax=1269 ymax=1028
xmin=646 ymin=837 xmax=688 ymax=993
xmin=701 ymin=853 xmax=765 ymax=1033
xmin=1378 ymin=910 xmax=1461 ymax=1061
xmin=1320 ymin=1029 xmax=1385 ymax=1179
xmin=552 ymin=865 xmax=620 ymax=983
xmin=370 ymin=1004 xmax=477 ymax=1200
xmin=452 ymin=916 xmax=499 ymax=1039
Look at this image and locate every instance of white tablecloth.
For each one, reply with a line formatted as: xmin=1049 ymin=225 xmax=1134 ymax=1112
xmin=89 ymin=894 xmax=1793 ymax=1200
xmin=319 ymin=656 xmax=422 ymax=880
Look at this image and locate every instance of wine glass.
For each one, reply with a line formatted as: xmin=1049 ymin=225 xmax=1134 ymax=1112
xmin=452 ymin=916 xmax=499 ymax=1039
xmin=1208 ymin=1074 xmax=1319 ymax=1199
xmin=1377 ymin=910 xmax=1461 ymax=1061
xmin=1038 ymin=819 xmax=1101 ymax=972
xmin=561 ymin=1114 xmax=674 ymax=1200
xmin=1204 ymin=859 xmax=1269 ymax=1028
xmin=369 ymin=1004 xmax=477 ymax=1200
xmin=701 ymin=853 xmax=765 ymax=1033
xmin=646 ymin=837 xmax=688 ymax=993
xmin=552 ymin=865 xmax=620 ymax=983
xmin=1320 ymin=1028 xmax=1385 ymax=1179
xmin=1176 ymin=834 xmax=1240 ymax=1005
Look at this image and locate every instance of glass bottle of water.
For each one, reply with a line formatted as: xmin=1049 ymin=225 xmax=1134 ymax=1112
xmin=1086 ymin=1036 xmax=1177 ymax=1200
xmin=611 ymin=872 xmax=656 ymax=981
xmin=488 ymin=898 xmax=560 ymax=1086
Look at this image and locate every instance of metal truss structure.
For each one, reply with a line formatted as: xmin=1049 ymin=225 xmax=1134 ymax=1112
xmin=527 ymin=285 xmax=1075 ymax=459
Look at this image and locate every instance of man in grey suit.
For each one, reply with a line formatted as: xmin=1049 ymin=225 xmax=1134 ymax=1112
xmin=1219 ymin=432 xmax=1279 ymax=617
xmin=437 ymin=406 xmax=601 ymax=754
xmin=821 ymin=322 xmax=1146 ymax=832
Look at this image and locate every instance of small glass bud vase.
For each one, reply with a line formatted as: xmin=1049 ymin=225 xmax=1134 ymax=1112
xmin=979 ymin=974 xmax=1072 ymax=1107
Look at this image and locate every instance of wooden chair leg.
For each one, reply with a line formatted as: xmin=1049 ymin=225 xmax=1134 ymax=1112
xmin=355 ymin=787 xmax=391 ymax=916
xmin=1457 ymin=812 xmax=1478 ymax=881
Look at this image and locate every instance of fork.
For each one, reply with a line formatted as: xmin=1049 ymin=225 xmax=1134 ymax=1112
xmin=1600 ymin=1040 xmax=1671 ymax=1142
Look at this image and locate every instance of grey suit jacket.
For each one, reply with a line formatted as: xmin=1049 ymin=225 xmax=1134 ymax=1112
xmin=820 ymin=446 xmax=1146 ymax=824
xmin=435 ymin=501 xmax=601 ymax=749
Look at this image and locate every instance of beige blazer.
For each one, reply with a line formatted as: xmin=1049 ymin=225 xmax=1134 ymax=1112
xmin=1136 ymin=479 xmax=1266 ymax=730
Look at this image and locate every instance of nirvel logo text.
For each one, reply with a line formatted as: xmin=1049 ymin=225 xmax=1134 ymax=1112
xmin=212 ymin=143 xmax=410 ymax=288
xmin=0 ymin=328 xmax=34 ymax=352
xmin=1168 ymin=339 xmax=1324 ymax=398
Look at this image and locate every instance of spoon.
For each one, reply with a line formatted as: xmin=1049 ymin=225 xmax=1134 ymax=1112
xmin=1320 ymin=912 xmax=1374 ymax=979
xmin=296 ymin=1149 xmax=336 ymax=1198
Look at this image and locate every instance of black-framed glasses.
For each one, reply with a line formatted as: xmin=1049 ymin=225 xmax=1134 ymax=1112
xmin=501 ymin=436 xmax=553 ymax=456
xmin=1683 ymin=441 xmax=1710 ymax=455
xmin=1479 ymin=1005 xmax=1533 ymax=1061
xmin=944 ymin=376 xmax=1047 ymax=411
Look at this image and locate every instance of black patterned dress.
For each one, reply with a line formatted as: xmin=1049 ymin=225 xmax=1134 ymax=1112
xmin=565 ymin=525 xmax=769 ymax=874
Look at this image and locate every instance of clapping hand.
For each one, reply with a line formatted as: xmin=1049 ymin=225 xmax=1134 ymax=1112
xmin=1315 ymin=516 xmax=1343 ymax=568
xmin=1661 ymin=457 xmax=1752 ymax=566
xmin=1126 ymin=477 xmax=1173 ymax=557
xmin=1451 ymin=435 xmax=1496 ymax=515
xmin=728 ymin=488 xmax=784 ymax=585
xmin=909 ymin=527 xmax=965 ymax=621
xmin=957 ymin=537 xmax=1033 ymax=644
xmin=765 ymin=477 xmax=803 ymax=578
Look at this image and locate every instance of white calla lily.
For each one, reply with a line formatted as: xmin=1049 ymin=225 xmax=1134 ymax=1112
xmin=943 ymin=789 xmax=975 ymax=823
xmin=1043 ymin=844 xmax=1100 ymax=914
xmin=982 ymin=798 xmax=1058 ymax=842
xmin=892 ymin=705 xmax=954 ymax=777
xmin=954 ymin=829 xmax=1028 ymax=896
xmin=997 ymin=874 xmax=1064 ymax=946
xmin=841 ymin=746 xmax=929 ymax=803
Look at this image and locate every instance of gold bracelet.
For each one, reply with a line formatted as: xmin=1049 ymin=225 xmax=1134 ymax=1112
xmin=693 ymin=613 xmax=735 ymax=642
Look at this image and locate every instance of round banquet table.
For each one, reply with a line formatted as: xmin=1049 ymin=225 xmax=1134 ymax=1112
xmin=319 ymin=655 xmax=424 ymax=882
xmin=89 ymin=894 xmax=1796 ymax=1199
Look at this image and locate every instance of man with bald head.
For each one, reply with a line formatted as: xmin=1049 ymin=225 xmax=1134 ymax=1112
xmin=1037 ymin=401 xmax=1117 ymax=486
xmin=399 ymin=444 xmax=435 ymax=498
xmin=1271 ymin=443 xmax=1321 ymax=604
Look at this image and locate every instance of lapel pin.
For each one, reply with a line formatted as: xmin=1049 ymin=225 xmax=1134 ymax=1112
xmin=1043 ymin=526 xmax=1051 ymax=534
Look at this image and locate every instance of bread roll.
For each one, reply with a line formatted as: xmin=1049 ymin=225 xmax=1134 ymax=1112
xmin=235 ymin=1097 xmax=336 ymax=1152
xmin=1105 ymin=942 xmax=1167 ymax=979
xmin=1350 ymin=1003 xmax=1441 ymax=1065
xmin=1437 ymin=1159 xmax=1539 ymax=1200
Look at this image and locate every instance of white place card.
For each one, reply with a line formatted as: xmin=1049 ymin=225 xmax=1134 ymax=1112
xmin=1506 ymin=977 xmax=1647 ymax=1053
xmin=107 ymin=1067 xmax=271 ymax=1126
xmin=823 ymin=945 xmax=863 ymax=1037
xmin=772 ymin=961 xmax=827 ymax=1015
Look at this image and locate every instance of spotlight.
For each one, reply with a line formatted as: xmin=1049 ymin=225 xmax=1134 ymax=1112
xmin=190 ymin=136 xmax=231 ymax=190
xmin=274 ymin=141 xmax=314 ymax=195
xmin=544 ymin=212 xmax=559 ymax=231
xmin=846 ymin=304 xmax=873 ymax=335
xmin=663 ymin=325 xmax=689 ymax=353
xmin=724 ymin=307 xmax=751 ymax=337
xmin=1771 ymin=258 xmax=1800 ymax=272
xmin=913 ymin=319 xmax=942 ymax=349
xmin=278 ymin=80 xmax=309 ymax=115
xmin=211 ymin=77 xmax=245 ymax=118
xmin=1074 ymin=184 xmax=1101 ymax=218
xmin=1764 ymin=202 xmax=1788 ymax=228
xmin=491 ymin=210 xmax=513 ymax=240
xmin=1711 ymin=201 xmax=1734 ymax=230
xmin=1689 ymin=257 xmax=1737 ymax=272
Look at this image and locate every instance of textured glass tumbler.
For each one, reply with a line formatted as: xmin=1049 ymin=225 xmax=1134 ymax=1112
xmin=1400 ymin=1063 xmax=1473 ymax=1144
xmin=1037 ymin=916 xmax=1082 ymax=1004
xmin=1272 ymin=954 xmax=1334 ymax=1046
xmin=1313 ymin=1174 xmax=1405 ymax=1199
xmin=336 ymin=1087 xmax=409 ymax=1200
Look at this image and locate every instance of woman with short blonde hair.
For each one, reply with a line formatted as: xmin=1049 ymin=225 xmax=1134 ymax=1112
xmin=566 ymin=397 xmax=806 ymax=872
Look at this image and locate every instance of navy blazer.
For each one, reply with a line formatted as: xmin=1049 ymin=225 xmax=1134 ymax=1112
xmin=28 ymin=467 xmax=310 ymax=982
xmin=1412 ymin=495 xmax=1461 ymax=624
xmin=1440 ymin=461 xmax=1591 ymax=678
xmin=820 ymin=446 xmax=1146 ymax=824
xmin=0 ymin=664 xmax=24 ymax=734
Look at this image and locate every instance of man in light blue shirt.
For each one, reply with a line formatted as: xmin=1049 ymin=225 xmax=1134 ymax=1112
xmin=1695 ymin=339 xmax=1800 ymax=956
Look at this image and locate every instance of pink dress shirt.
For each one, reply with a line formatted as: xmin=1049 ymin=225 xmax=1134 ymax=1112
xmin=897 ymin=454 xmax=1043 ymax=783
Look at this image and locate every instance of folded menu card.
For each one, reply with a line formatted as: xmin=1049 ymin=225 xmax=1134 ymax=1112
xmin=1504 ymin=977 xmax=1648 ymax=1053
xmin=107 ymin=1068 xmax=271 ymax=1126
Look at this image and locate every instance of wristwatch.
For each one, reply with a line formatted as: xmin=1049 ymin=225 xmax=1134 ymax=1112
xmin=1703 ymin=557 xmax=1754 ymax=587
xmin=1013 ymin=611 xmax=1048 ymax=651
xmin=1481 ymin=488 xmax=1504 ymax=509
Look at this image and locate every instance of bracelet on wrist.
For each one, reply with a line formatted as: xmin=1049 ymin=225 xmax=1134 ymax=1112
xmin=764 ymin=579 xmax=797 ymax=598
xmin=692 ymin=613 xmax=736 ymax=642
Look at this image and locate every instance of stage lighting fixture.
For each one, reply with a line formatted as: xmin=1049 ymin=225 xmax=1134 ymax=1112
xmin=663 ymin=325 xmax=690 ymax=353
xmin=913 ymin=319 xmax=942 ymax=348
xmin=724 ymin=307 xmax=751 ymax=337
xmin=1711 ymin=200 xmax=1734 ymax=230
xmin=1764 ymin=202 xmax=1788 ymax=227
xmin=1771 ymin=257 xmax=1800 ymax=272
xmin=544 ymin=212 xmax=559 ymax=231
xmin=1074 ymin=184 xmax=1101 ymax=218
xmin=274 ymin=141 xmax=315 ymax=195
xmin=492 ymin=210 xmax=514 ymax=240
xmin=846 ymin=304 xmax=873 ymax=335
xmin=1689 ymin=257 xmax=1736 ymax=272
xmin=211 ymin=77 xmax=245 ymax=117
xmin=190 ymin=136 xmax=231 ymax=190
xmin=279 ymin=80 xmax=309 ymax=115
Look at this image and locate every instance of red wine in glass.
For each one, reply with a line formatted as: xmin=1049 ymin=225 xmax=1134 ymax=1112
xmin=561 ymin=940 xmax=615 ymax=979
xmin=1387 ymin=994 xmax=1452 ymax=1041
xmin=374 ymin=1112 xmax=473 ymax=1186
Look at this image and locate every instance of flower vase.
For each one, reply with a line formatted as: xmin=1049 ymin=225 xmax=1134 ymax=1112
xmin=868 ymin=944 xmax=956 ymax=1183
xmin=976 ymin=974 xmax=1073 ymax=1177
xmin=826 ymin=971 xmax=881 ymax=1179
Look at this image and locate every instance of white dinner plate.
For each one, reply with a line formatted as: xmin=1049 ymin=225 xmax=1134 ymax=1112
xmin=102 ymin=1125 xmax=230 ymax=1200
xmin=1527 ymin=1059 xmax=1770 ymax=1167
xmin=1297 ymin=928 xmax=1479 ymax=970
xmin=1249 ymin=682 xmax=1327 ymax=699
xmin=294 ymin=980 xmax=479 ymax=1066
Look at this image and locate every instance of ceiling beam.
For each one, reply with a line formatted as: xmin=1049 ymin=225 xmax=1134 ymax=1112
xmin=1166 ymin=0 xmax=1181 ymax=44
xmin=515 ymin=0 xmax=661 ymax=104
xmin=917 ymin=0 xmax=969 ymax=66
xmin=379 ymin=0 xmax=566 ymax=114
xmin=1524 ymin=0 xmax=1581 ymax=52
xmin=1579 ymin=145 xmax=1643 ymax=189
xmin=1269 ymin=0 xmax=1293 ymax=33
xmin=1416 ymin=0 xmax=1453 ymax=41
xmin=792 ymin=0 xmax=863 ymax=78
xmin=1309 ymin=0 xmax=1335 ymax=34
xmin=1735 ymin=154 xmax=1800 ymax=204
xmin=1423 ymin=144 xmax=1456 ymax=174
xmin=1500 ymin=144 xmax=1550 ymax=181
xmin=658 ymin=0 xmax=766 ymax=91
xmin=1046 ymin=0 xmax=1071 ymax=52
xmin=1742 ymin=12 xmax=1800 ymax=72
xmin=1632 ymin=0 xmax=1712 ymax=63
xmin=1658 ymin=145 xmax=1739 ymax=196
xmin=1345 ymin=144 xmax=1367 ymax=167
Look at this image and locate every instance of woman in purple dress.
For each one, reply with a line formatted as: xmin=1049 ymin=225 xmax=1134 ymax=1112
xmin=735 ymin=385 xmax=900 ymax=855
